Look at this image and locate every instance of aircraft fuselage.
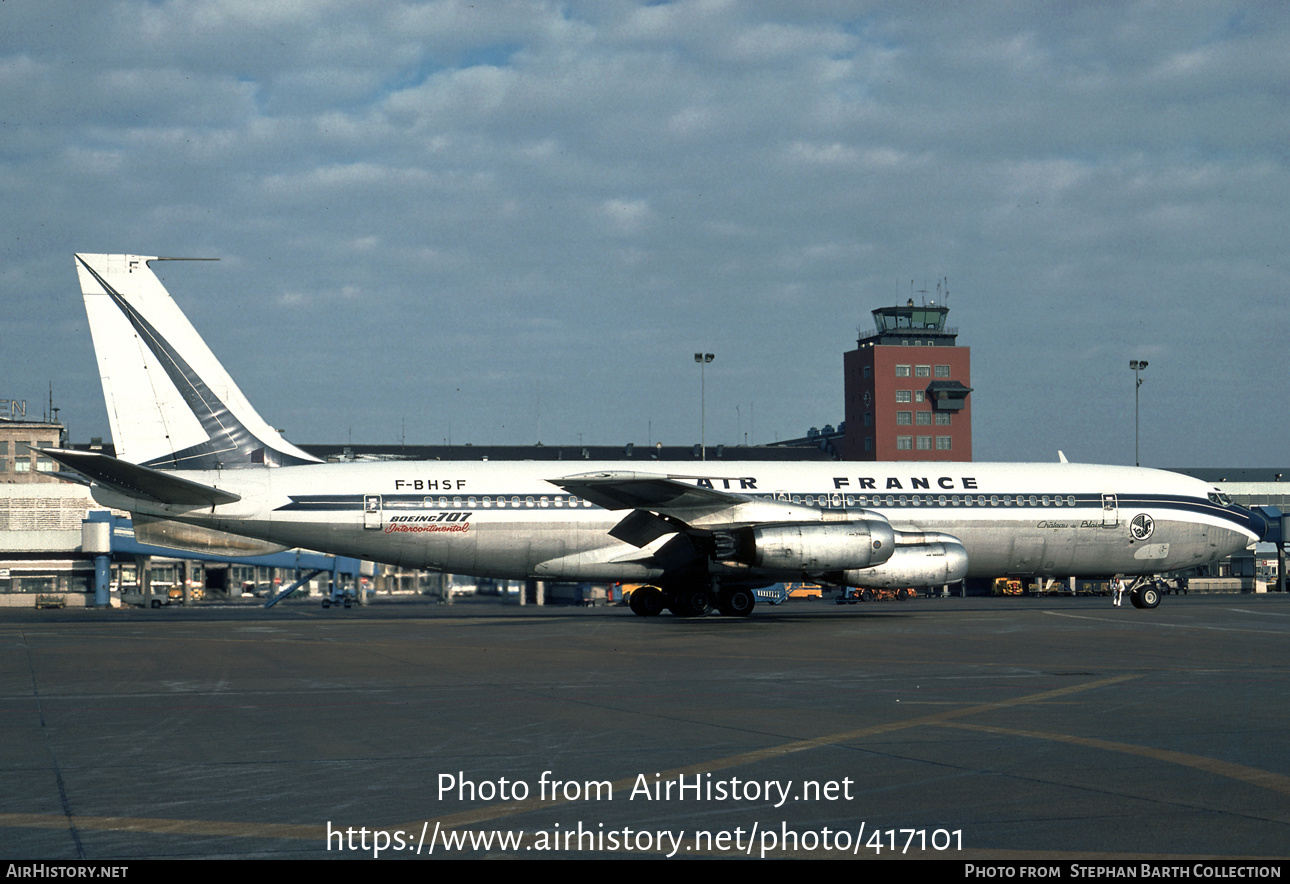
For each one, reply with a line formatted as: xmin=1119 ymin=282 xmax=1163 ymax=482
xmin=90 ymin=459 xmax=1260 ymax=585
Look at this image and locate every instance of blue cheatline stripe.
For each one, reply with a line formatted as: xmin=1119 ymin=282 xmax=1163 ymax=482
xmin=274 ymin=491 xmax=1263 ymax=536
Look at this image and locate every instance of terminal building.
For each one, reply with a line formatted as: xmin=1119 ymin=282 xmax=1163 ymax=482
xmin=0 ymin=415 xmax=63 ymax=482
xmin=841 ymin=299 xmax=972 ymax=461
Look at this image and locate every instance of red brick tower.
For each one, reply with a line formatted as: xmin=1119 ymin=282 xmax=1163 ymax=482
xmin=841 ymin=299 xmax=972 ymax=461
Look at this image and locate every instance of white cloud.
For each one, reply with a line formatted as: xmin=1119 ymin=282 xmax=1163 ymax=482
xmin=600 ymin=198 xmax=652 ymax=234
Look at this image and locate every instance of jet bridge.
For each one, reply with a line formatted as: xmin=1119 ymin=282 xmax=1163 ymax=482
xmin=1250 ymin=506 xmax=1285 ymax=593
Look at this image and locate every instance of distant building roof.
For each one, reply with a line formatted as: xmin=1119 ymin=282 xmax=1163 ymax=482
xmin=859 ymin=300 xmax=959 ymax=346
xmin=1170 ymin=467 xmax=1288 ymax=484
xmin=298 ymin=443 xmax=837 ymax=463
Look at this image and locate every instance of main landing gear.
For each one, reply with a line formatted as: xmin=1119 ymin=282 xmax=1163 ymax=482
xmin=628 ymin=583 xmax=756 ymax=617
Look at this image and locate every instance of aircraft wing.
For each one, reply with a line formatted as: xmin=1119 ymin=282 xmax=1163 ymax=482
xmin=551 ymin=470 xmax=812 ymax=549
xmin=549 ymin=470 xmax=938 ymax=584
xmin=37 ymin=448 xmax=241 ymax=507
xmin=550 ymin=471 xmax=745 ymax=511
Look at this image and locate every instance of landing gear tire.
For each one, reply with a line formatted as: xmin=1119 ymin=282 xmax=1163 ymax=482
xmin=321 ymin=599 xmax=331 ymax=609
xmin=668 ymin=587 xmax=713 ymax=617
xmin=684 ymin=588 xmax=713 ymax=617
xmin=1131 ymin=586 xmax=1161 ymax=609
xmin=861 ymin=589 xmax=874 ymax=602
xmin=716 ymin=587 xmax=756 ymax=617
xmin=629 ymin=586 xmax=664 ymax=617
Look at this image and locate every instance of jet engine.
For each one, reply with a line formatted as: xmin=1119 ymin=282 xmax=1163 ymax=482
xmin=714 ymin=519 xmax=896 ymax=572
xmin=835 ymin=531 xmax=968 ymax=588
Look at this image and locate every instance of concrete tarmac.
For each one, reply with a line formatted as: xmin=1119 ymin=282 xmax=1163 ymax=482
xmin=2 ymin=593 xmax=1288 ymax=860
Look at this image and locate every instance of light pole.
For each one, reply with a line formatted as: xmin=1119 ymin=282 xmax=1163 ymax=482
xmin=1129 ymin=360 xmax=1148 ymax=467
xmin=695 ymin=352 xmax=714 ymax=461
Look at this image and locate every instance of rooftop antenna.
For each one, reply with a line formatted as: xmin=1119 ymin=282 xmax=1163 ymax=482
xmin=916 ymin=278 xmax=931 ymax=306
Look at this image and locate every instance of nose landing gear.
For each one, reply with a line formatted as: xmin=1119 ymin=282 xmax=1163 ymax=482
xmin=1126 ymin=576 xmax=1162 ymax=609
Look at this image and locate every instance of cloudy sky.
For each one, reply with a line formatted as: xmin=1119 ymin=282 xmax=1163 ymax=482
xmin=2 ymin=1 xmax=1286 ymax=467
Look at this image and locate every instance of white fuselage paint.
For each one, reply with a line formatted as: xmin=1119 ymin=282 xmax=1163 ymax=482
xmin=90 ymin=459 xmax=1259 ymax=584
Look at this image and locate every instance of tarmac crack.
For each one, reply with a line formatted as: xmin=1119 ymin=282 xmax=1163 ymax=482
xmin=20 ymin=627 xmax=85 ymax=859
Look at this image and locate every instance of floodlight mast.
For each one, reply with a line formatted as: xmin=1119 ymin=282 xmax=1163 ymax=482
xmin=695 ymin=352 xmax=714 ymax=461
xmin=1130 ymin=360 xmax=1148 ymax=466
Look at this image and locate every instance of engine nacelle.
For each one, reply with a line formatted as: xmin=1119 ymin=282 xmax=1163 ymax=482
xmin=837 ymin=536 xmax=969 ymax=588
xmin=723 ymin=519 xmax=896 ymax=572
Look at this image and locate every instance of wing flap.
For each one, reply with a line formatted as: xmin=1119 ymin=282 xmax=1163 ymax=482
xmin=608 ymin=509 xmax=679 ymax=547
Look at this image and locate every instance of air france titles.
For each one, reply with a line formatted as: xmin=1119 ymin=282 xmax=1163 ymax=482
xmin=692 ymin=477 xmax=759 ymax=490
xmin=685 ymin=476 xmax=981 ymax=492
xmin=833 ymin=476 xmax=978 ymax=491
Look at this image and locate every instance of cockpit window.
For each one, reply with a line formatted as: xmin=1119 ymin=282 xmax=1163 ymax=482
xmin=1207 ymin=491 xmax=1232 ymax=507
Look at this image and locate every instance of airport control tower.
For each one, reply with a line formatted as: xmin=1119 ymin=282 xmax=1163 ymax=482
xmin=841 ymin=298 xmax=972 ymax=461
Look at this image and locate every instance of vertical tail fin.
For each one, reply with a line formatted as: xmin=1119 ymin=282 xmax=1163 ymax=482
xmin=75 ymin=254 xmax=320 ymax=470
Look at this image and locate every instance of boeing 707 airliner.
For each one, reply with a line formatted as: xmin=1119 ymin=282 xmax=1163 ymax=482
xmin=43 ymin=254 xmax=1266 ymax=616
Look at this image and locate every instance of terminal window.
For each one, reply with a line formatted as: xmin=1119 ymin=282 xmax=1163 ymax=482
xmin=895 ymin=365 xmax=911 ymax=377
xmin=915 ymin=365 xmax=931 ymax=377
xmin=896 ymin=390 xmax=912 ymax=402
xmin=916 ymin=412 xmax=932 ymax=425
xmin=935 ymin=365 xmax=950 ymax=377
xmin=896 ymin=436 xmax=913 ymax=450
xmin=917 ymin=436 xmax=932 ymax=450
xmin=897 ymin=411 xmax=912 ymax=425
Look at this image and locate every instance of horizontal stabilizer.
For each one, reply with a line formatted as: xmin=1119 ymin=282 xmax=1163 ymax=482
xmin=37 ymin=448 xmax=241 ymax=506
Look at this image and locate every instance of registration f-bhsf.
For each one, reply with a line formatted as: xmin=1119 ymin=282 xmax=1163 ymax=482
xmin=44 ymin=254 xmax=1265 ymax=617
